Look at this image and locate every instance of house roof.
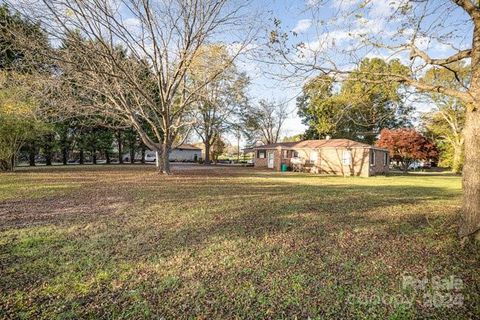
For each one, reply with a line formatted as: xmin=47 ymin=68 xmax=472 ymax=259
xmin=249 ymin=139 xmax=384 ymax=150
xmin=176 ymin=144 xmax=202 ymax=150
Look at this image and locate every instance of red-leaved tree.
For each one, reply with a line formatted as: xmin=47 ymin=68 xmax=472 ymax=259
xmin=376 ymin=129 xmax=438 ymax=172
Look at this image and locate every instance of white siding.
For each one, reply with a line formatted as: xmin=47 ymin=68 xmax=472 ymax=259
xmin=142 ymin=149 xmax=201 ymax=162
xmin=169 ymin=149 xmax=201 ymax=161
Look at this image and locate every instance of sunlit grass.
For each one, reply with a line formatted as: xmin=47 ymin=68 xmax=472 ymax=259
xmin=0 ymin=165 xmax=478 ymax=319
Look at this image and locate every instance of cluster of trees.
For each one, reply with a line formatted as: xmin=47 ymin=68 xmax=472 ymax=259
xmin=421 ymin=63 xmax=469 ymax=174
xmin=0 ymin=2 xmax=289 ymax=169
xmin=0 ymin=5 xmax=47 ymax=170
xmin=297 ymin=58 xmax=413 ymax=144
xmin=0 ymin=1 xmax=249 ymax=173
xmin=297 ymin=57 xmax=467 ymax=174
xmin=21 ymin=122 xmax=145 ymax=166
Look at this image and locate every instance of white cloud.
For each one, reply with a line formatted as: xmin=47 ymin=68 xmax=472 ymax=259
xmin=292 ymin=19 xmax=312 ymax=34
xmin=369 ymin=0 xmax=401 ymax=18
xmin=124 ymin=17 xmax=141 ymax=28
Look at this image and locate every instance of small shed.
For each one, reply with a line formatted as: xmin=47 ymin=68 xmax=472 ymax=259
xmin=169 ymin=144 xmax=202 ymax=162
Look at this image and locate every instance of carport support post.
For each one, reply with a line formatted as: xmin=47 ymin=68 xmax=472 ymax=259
xmin=156 ymin=151 xmax=159 ymax=168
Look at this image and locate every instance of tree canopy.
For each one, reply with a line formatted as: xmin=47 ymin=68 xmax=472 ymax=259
xmin=376 ymin=128 xmax=438 ymax=172
xmin=298 ymin=58 xmax=412 ymax=143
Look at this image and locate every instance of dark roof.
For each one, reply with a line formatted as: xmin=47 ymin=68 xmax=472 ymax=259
xmin=176 ymin=144 xmax=202 ymax=150
xmin=250 ymin=139 xmax=382 ymax=150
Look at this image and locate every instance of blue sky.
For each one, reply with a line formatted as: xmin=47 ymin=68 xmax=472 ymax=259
xmin=21 ymin=0 xmax=470 ymax=144
xmin=237 ymin=0 xmax=472 ymax=140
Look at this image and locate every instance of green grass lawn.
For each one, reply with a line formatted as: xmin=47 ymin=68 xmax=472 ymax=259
xmin=0 ymin=165 xmax=478 ymax=319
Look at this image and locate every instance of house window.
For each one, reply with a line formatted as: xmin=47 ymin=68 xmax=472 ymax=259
xmin=283 ymin=150 xmax=289 ymax=159
xmin=383 ymin=152 xmax=388 ymax=166
xmin=257 ymin=150 xmax=266 ymax=159
xmin=293 ymin=151 xmax=299 ymax=158
xmin=370 ymin=149 xmax=376 ymax=166
xmin=342 ymin=150 xmax=352 ymax=165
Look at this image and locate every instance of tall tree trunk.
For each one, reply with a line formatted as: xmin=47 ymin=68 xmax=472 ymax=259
xmin=60 ymin=130 xmax=68 ymax=165
xmin=29 ymin=142 xmax=35 ymax=166
xmin=117 ymin=131 xmax=123 ymax=164
xmin=459 ymin=108 xmax=480 ymax=240
xmin=204 ymin=141 xmax=211 ymax=165
xmin=10 ymin=154 xmax=15 ymax=171
xmin=460 ymin=18 xmax=480 ymax=241
xmin=156 ymin=144 xmax=171 ymax=174
xmin=141 ymin=146 xmax=145 ymax=164
xmin=92 ymin=149 xmax=97 ymax=165
xmin=79 ymin=148 xmax=84 ymax=164
xmin=237 ymin=135 xmax=240 ymax=163
xmin=44 ymin=134 xmax=53 ymax=166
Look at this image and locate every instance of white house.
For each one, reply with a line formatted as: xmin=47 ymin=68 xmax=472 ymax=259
xmin=168 ymin=144 xmax=202 ymax=162
xmin=124 ymin=144 xmax=202 ymax=162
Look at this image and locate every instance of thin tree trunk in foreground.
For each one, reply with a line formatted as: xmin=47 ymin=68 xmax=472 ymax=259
xmin=117 ymin=131 xmax=123 ymax=164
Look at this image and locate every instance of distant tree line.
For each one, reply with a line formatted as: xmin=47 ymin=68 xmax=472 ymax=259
xmin=0 ymin=2 xmax=289 ymax=170
xmin=19 ymin=121 xmax=147 ymax=166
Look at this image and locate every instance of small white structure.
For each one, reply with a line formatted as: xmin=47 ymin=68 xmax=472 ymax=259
xmin=168 ymin=144 xmax=202 ymax=162
xmin=126 ymin=144 xmax=202 ymax=162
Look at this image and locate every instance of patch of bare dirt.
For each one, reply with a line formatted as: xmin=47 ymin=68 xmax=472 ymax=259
xmin=0 ymin=189 xmax=130 ymax=230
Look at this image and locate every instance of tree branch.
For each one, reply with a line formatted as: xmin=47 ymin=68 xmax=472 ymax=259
xmin=409 ymin=45 xmax=471 ymax=66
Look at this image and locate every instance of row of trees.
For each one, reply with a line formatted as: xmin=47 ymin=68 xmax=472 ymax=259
xmin=1 ymin=0 xmax=256 ymax=173
xmin=21 ymin=123 xmax=144 ymax=166
xmin=0 ymin=2 xmax=291 ymax=169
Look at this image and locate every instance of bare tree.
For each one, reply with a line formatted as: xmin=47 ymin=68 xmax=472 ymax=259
xmin=243 ymin=99 xmax=288 ymax=145
xmin=9 ymin=0 xmax=256 ymax=174
xmin=268 ymin=0 xmax=480 ymax=241
xmin=190 ymin=44 xmax=249 ymax=164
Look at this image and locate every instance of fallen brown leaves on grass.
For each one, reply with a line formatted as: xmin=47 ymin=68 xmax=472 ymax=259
xmin=0 ymin=164 xmax=478 ymax=319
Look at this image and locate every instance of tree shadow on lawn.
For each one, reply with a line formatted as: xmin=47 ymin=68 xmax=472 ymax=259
xmin=2 ymin=171 xmax=478 ymax=318
xmin=111 ymin=181 xmax=476 ymax=318
xmin=127 ymin=180 xmax=460 ymax=257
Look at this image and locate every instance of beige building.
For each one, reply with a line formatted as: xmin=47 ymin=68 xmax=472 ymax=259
xmin=249 ymin=139 xmax=389 ymax=177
